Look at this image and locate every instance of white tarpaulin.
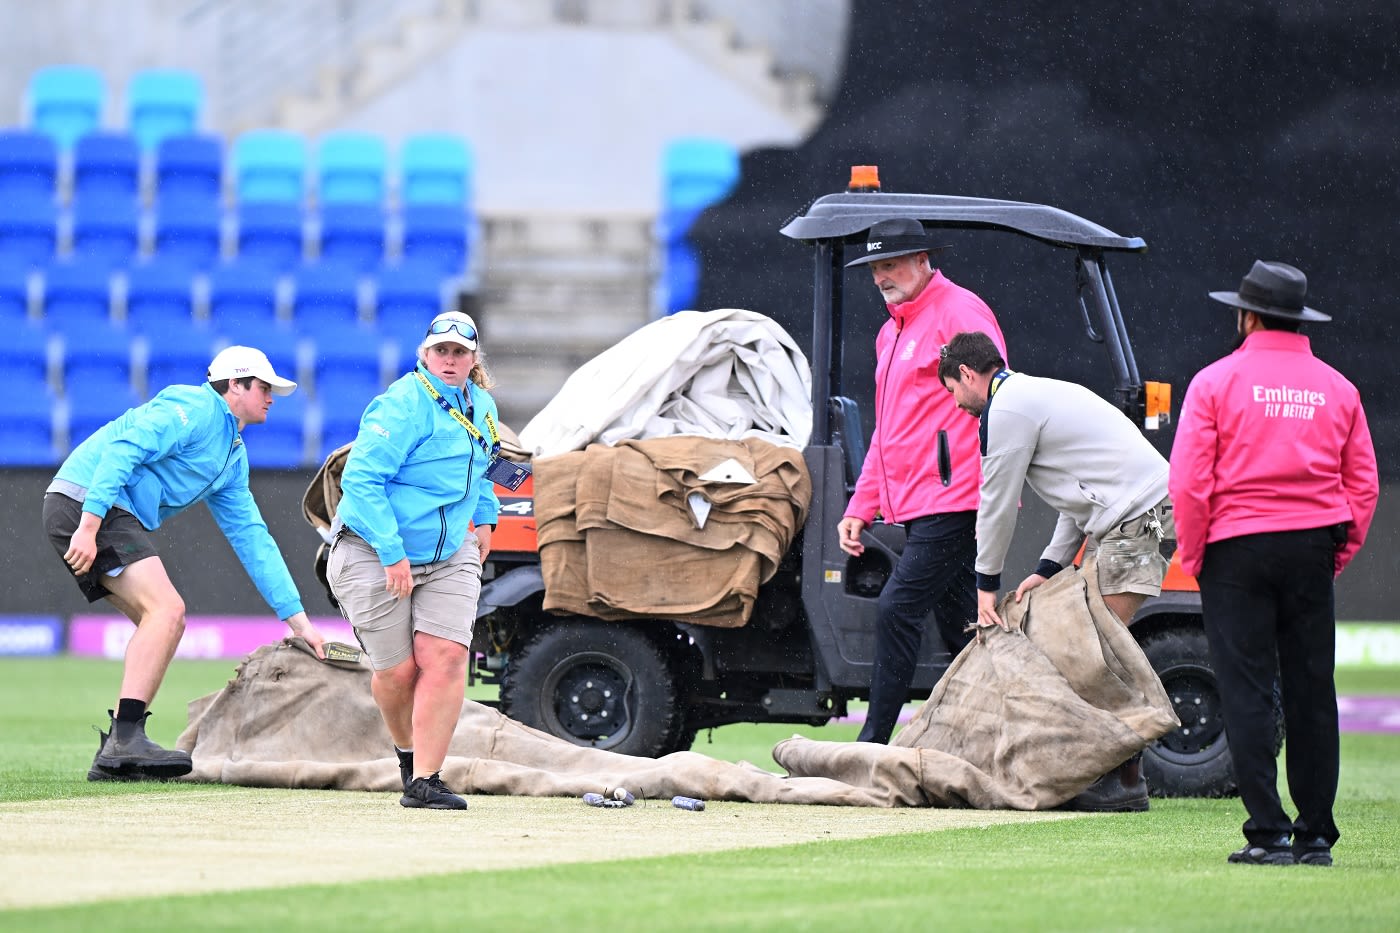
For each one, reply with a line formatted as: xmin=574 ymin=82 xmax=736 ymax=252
xmin=517 ymin=308 xmax=812 ymax=457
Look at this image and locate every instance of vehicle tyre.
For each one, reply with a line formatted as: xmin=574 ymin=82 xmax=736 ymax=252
xmin=1138 ymin=624 xmax=1283 ymax=798
xmin=501 ymin=620 xmax=683 ymax=758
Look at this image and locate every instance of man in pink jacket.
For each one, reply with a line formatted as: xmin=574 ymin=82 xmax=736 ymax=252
xmin=1170 ymin=260 xmax=1378 ymax=868
xmin=838 ymin=218 xmax=1006 ymax=744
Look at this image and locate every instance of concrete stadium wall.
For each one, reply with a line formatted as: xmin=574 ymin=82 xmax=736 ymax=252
xmin=334 ymin=26 xmax=811 ymax=214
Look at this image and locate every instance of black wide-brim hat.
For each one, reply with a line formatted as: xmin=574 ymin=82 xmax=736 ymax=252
xmin=844 ymin=217 xmax=950 ymax=268
xmin=1209 ymin=260 xmax=1330 ymax=322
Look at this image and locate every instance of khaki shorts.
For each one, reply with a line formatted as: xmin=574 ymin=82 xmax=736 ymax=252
xmin=1084 ymin=497 xmax=1175 ymax=598
xmin=326 ymin=531 xmax=482 ymax=671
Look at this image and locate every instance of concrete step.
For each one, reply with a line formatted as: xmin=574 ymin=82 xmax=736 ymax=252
xmin=481 ymin=213 xmax=654 ymax=257
xmin=480 ymin=307 xmax=647 ymax=349
xmin=485 ymin=357 xmax=581 ymax=426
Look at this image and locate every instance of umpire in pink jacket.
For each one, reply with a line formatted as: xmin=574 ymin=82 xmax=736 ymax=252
xmin=1169 ymin=260 xmax=1378 ymax=867
xmin=837 ymin=218 xmax=1006 ymax=744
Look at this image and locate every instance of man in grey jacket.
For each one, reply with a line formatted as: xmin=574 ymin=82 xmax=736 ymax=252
xmin=937 ymin=330 xmax=1174 ymax=811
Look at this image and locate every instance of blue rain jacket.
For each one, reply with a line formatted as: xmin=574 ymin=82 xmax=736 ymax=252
xmin=336 ymin=364 xmax=501 ymax=566
xmin=52 ymin=383 xmax=303 ymax=619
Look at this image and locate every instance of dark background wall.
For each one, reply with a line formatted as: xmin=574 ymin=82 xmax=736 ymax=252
xmin=695 ymin=0 xmax=1397 ymax=447
xmin=9 ymin=468 xmax=338 ymax=620
xmin=689 ymin=0 xmax=1399 ymax=612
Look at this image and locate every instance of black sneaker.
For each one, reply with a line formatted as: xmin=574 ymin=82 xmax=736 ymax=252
xmin=88 ymin=710 xmax=192 ymax=781
xmin=401 ymin=772 xmax=468 ymax=810
xmin=1228 ymin=836 xmax=1295 ymax=865
xmin=396 ymin=748 xmax=414 ymax=793
xmin=1294 ymin=836 xmax=1334 ymax=867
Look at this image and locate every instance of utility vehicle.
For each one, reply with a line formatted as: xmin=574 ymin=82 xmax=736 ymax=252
xmin=429 ymin=186 xmax=1239 ymax=797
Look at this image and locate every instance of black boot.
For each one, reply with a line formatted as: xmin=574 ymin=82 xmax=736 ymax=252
xmin=88 ymin=710 xmax=192 ymax=781
xmin=1063 ymin=752 xmax=1149 ymax=812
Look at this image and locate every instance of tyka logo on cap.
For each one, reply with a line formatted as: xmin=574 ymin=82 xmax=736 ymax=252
xmin=206 ymin=346 xmax=298 ymax=396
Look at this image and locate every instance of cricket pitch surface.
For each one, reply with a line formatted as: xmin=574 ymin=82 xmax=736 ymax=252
xmin=1 ymin=788 xmax=1080 ymax=907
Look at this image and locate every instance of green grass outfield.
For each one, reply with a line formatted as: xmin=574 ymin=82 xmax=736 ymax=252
xmin=1 ymin=658 xmax=1398 ymax=932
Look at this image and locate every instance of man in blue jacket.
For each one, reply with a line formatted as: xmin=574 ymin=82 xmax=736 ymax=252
xmin=43 ymin=346 xmax=327 ymax=781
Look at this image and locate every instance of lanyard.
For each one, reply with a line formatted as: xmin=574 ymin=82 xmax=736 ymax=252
xmin=414 ymin=368 xmax=500 ymax=460
xmin=978 ymin=370 xmax=1014 ymax=456
xmin=988 ymin=369 xmax=1014 ymax=399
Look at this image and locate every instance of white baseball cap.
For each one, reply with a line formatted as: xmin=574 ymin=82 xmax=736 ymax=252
xmin=423 ymin=311 xmax=479 ymax=351
xmin=207 ymin=346 xmax=298 ymax=396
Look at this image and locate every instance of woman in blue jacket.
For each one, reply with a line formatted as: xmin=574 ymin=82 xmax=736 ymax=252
xmin=328 ymin=311 xmax=501 ymax=810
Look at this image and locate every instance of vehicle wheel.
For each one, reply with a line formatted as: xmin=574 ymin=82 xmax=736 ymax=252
xmin=1139 ymin=626 xmax=1233 ymax=797
xmin=501 ymin=620 xmax=682 ymax=758
xmin=1138 ymin=624 xmax=1283 ymax=798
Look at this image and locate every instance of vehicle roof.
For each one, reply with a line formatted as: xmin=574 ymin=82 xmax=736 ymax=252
xmin=779 ymin=192 xmax=1147 ymax=252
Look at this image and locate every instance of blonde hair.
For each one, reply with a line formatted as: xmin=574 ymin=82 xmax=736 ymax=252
xmin=417 ymin=342 xmax=496 ymax=390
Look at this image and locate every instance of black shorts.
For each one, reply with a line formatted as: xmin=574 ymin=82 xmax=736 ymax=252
xmin=43 ymin=493 xmax=159 ymax=602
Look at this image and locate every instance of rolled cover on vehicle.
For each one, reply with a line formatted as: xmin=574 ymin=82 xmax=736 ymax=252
xmin=518 ymin=308 xmax=812 ymax=459
xmin=533 ymin=436 xmax=812 ymax=628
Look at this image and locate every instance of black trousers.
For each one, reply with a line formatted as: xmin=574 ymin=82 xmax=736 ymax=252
xmin=1198 ymin=527 xmax=1341 ymax=847
xmin=858 ymin=511 xmax=976 ymax=744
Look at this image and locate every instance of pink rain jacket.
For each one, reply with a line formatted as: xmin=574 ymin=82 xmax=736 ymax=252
xmin=1169 ymin=330 xmax=1378 ymax=577
xmin=845 ymin=270 xmax=1006 ymax=524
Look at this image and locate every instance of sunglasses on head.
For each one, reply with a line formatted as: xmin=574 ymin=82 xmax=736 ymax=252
xmin=427 ymin=319 xmax=478 ymax=342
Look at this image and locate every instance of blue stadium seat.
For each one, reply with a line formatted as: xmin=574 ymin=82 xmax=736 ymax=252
xmin=72 ymin=132 xmax=141 ymax=204
xmin=232 ymin=130 xmax=306 ymax=203
xmin=400 ymin=134 xmax=472 ymax=205
xmin=659 ymin=137 xmax=740 ymax=240
xmin=400 ymin=203 xmax=468 ymax=274
xmin=58 ymin=320 xmax=133 ymax=391
xmin=311 ymin=325 xmax=386 ymax=397
xmin=662 ymin=240 xmax=701 ymax=315
xmin=0 ymin=322 xmax=52 ymax=386
xmin=0 ymin=385 xmax=58 ymax=465
xmin=0 ymin=260 xmax=34 ymax=326
xmin=25 ymin=65 xmax=105 ymax=150
xmin=0 ymin=130 xmax=59 ymax=202
xmin=0 ymin=198 xmax=58 ymax=269
xmin=71 ymin=197 xmax=141 ymax=267
xmin=318 ymin=202 xmax=386 ymax=273
xmin=246 ymin=389 xmax=309 ymax=468
xmin=208 ymin=259 xmax=281 ymax=331
xmin=153 ymin=196 xmax=222 ymax=269
xmin=290 ymin=261 xmax=361 ymax=332
xmin=143 ymin=319 xmax=219 ymax=389
xmin=127 ymin=69 xmax=204 ymax=152
xmin=372 ymin=261 xmax=448 ymax=346
xmin=65 ymin=382 xmax=143 ymax=451
xmin=124 ymin=258 xmax=196 ymax=332
xmin=317 ymin=386 xmax=380 ymax=459
xmin=317 ymin=132 xmax=388 ymax=204
xmin=315 ymin=366 xmax=386 ymax=451
xmin=41 ymin=258 xmax=114 ymax=325
xmin=154 ymin=134 xmax=223 ymax=204
xmin=218 ymin=327 xmax=301 ymax=388
xmin=236 ymin=201 xmax=305 ymax=271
